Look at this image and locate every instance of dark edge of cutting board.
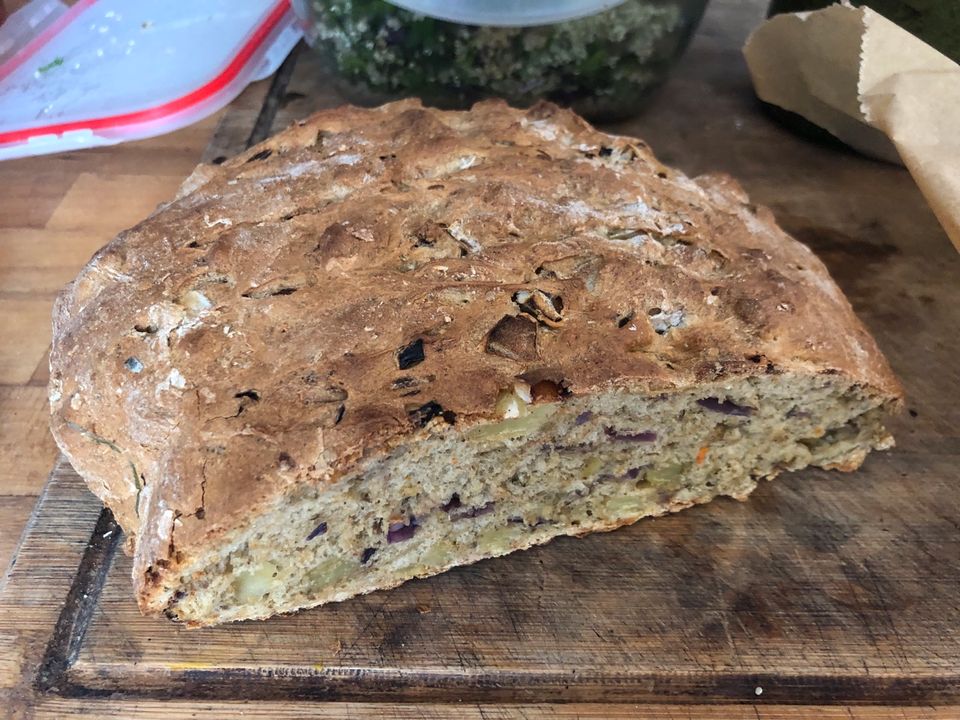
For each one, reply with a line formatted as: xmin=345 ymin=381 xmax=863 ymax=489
xmin=10 ymin=461 xmax=960 ymax=708
xmin=33 ymin=508 xmax=120 ymax=695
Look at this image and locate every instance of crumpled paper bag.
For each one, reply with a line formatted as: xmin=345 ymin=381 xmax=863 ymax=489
xmin=744 ymin=2 xmax=960 ymax=252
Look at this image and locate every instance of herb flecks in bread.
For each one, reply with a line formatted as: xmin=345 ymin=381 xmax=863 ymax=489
xmin=49 ymin=100 xmax=901 ymax=626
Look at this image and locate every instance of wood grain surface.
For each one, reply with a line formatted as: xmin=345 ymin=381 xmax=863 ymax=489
xmin=17 ymin=700 xmax=960 ymax=720
xmin=3 ymin=0 xmax=960 ymax=716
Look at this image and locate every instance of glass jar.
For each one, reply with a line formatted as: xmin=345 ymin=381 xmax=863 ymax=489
xmin=291 ymin=0 xmax=709 ymax=121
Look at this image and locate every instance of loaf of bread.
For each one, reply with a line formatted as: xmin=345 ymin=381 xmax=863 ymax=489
xmin=49 ymin=100 xmax=902 ymax=626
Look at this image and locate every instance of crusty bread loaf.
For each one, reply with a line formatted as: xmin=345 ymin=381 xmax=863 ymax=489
xmin=49 ymin=100 xmax=902 ymax=626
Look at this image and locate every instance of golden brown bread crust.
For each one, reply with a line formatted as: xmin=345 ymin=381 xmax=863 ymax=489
xmin=47 ymin=99 xmax=901 ymax=606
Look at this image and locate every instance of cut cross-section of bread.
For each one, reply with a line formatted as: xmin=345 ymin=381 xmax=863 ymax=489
xmin=48 ymin=100 xmax=901 ymax=626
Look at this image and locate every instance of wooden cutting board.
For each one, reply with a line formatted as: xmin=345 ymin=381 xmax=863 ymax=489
xmin=3 ymin=2 xmax=960 ymax=716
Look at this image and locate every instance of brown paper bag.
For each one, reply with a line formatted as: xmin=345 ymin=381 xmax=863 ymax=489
xmin=744 ymin=3 xmax=960 ymax=252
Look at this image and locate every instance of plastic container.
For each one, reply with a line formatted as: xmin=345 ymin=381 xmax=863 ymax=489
xmin=291 ymin=0 xmax=709 ymax=121
xmin=0 ymin=0 xmax=301 ymax=160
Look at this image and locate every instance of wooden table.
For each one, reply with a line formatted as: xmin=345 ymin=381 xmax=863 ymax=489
xmin=2 ymin=1 xmax=959 ymax=717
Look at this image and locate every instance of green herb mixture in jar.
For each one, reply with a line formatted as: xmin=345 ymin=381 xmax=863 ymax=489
xmin=296 ymin=0 xmax=708 ymax=120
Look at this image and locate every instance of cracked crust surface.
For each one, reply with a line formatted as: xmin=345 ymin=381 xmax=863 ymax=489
xmin=47 ymin=99 xmax=901 ymax=610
